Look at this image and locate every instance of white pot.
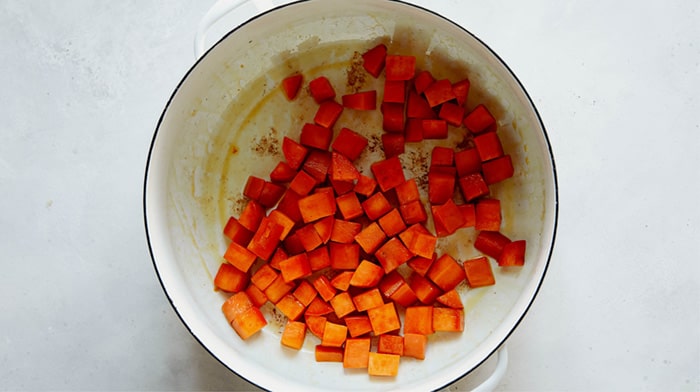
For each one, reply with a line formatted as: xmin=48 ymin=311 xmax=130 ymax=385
xmin=144 ymin=0 xmax=558 ymax=390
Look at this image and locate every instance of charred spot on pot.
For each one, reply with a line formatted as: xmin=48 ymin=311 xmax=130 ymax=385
xmin=231 ymin=144 xmax=239 ymax=154
xmin=252 ymin=128 xmax=281 ymax=156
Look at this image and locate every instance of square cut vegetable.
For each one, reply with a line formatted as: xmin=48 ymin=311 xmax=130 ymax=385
xmin=315 ymin=345 xmax=343 ymax=362
xmin=463 ymin=104 xmax=497 ymax=134
xmin=282 ymin=137 xmax=309 ymax=170
xmin=431 ymin=199 xmax=467 ymax=236
xmin=223 ymin=241 xmax=257 ymax=273
xmin=474 ymin=131 xmax=505 ymax=162
xmin=463 ymin=256 xmax=496 ymax=287
xmin=354 ymin=222 xmax=387 ymax=254
xmin=406 ymin=91 xmax=435 ymax=119
xmin=342 ymin=90 xmax=377 ymax=110
xmin=413 ymin=70 xmax=435 ymax=94
xmin=395 ymin=178 xmax=420 ymax=205
xmin=404 ymin=306 xmax=434 ymax=335
xmin=251 ymin=263 xmax=278 ymax=291
xmin=275 ymin=294 xmax=305 ymax=321
xmin=370 ymin=156 xmax=405 ymax=192
xmin=296 ymin=224 xmax=323 ymax=252
xmin=314 ymin=100 xmax=344 ymax=129
xmin=321 ymin=322 xmax=348 ymax=347
xmin=303 ymin=151 xmax=332 ymax=182
xmin=330 ymin=271 xmax=353 ymax=291
xmin=377 ymin=208 xmax=407 ymax=237
xmin=350 ymin=260 xmax=384 ymax=288
xmin=406 ymin=231 xmax=437 ymax=259
xmin=354 ymin=174 xmax=377 ymax=197
xmin=245 ymin=284 xmax=268 ymax=308
xmin=214 ymin=263 xmax=249 ymax=293
xmin=275 ymin=190 xmax=303 ymax=224
xmin=408 ymin=271 xmax=443 ymax=305
xmin=330 ymin=219 xmax=362 ymax=243
xmin=475 ymin=198 xmax=502 ymax=232
xmin=307 ymin=245 xmax=331 ymax=272
xmin=352 ymin=288 xmax=384 ymax=312
xmin=438 ymin=102 xmax=465 ymax=126
xmin=223 ymin=216 xmax=254 ymax=246
xmin=258 ymin=181 xmax=286 ymax=208
xmin=305 ymin=297 xmax=334 ymax=318
xmin=331 ymin=127 xmax=368 ymax=161
xmin=222 ymin=292 xmax=267 ymax=340
xmin=300 ymin=123 xmax=332 ymax=150
xmin=407 ymin=253 xmax=435 ymax=277
xmin=345 ymin=315 xmax=373 ymax=338
xmin=313 ymin=216 xmax=334 ymax=245
xmin=281 ymin=74 xmax=303 ymax=100
xmin=377 ymin=334 xmax=404 ymax=356
xmin=498 ymin=240 xmax=527 ymax=267
xmin=423 ymin=79 xmax=455 ymax=107
xmin=383 ymin=80 xmax=406 ymax=103
xmin=436 ymin=289 xmax=464 ymax=309
xmin=361 ymin=192 xmax=393 ymax=221
xmin=385 ymin=55 xmax=416 ymax=81
xmin=312 ymin=275 xmax=337 ymax=302
xmin=269 ymin=247 xmax=288 ymax=270
xmin=482 ymin=154 xmax=514 ymax=184
xmin=367 ymin=302 xmax=401 ymax=335
xmin=402 ymin=333 xmax=427 ymax=360
xmin=267 ymin=210 xmax=295 ymax=241
xmin=378 ymin=270 xmax=418 ymax=308
xmin=375 ymin=237 xmax=413 ymax=273
xmin=381 ymin=102 xmax=405 ymax=133
xmin=298 ymin=190 xmax=336 ymax=223
xmin=452 ymin=78 xmax=470 ymax=106
xmin=336 ymin=192 xmax=364 ymax=220
xmin=367 ymin=352 xmax=400 ymax=377
xmin=458 ymin=173 xmax=490 ymax=202
xmin=292 ymin=280 xmax=318 ymax=306
xmin=454 ymin=147 xmax=482 ymax=177
xmin=309 ymin=76 xmax=336 ymax=103
xmin=381 ymin=133 xmax=405 ymax=158
xmin=279 ymin=253 xmax=312 ymax=283
xmin=458 ymin=203 xmax=476 ymax=228
xmin=330 ymin=292 xmax=356 ymax=319
xmin=243 ymin=175 xmax=265 ymax=201
xmin=264 ymin=275 xmax=295 ymax=304
xmin=430 ymin=146 xmax=454 ymax=166
xmin=426 ymin=254 xmax=466 ymax=292
xmin=428 ymin=168 xmax=455 ymax=205
xmin=422 ymin=119 xmax=448 ymax=139
xmin=399 ymin=199 xmax=428 ymax=225
xmin=432 ymin=308 xmax=464 ymax=332
xmin=343 ymin=338 xmax=371 ymax=369
xmin=238 ymin=200 xmax=265 ymax=232
xmin=281 ymin=320 xmax=307 ymax=350
xmin=361 ymin=43 xmax=387 ymax=78
xmin=329 ymin=242 xmax=360 ymax=270
xmin=474 ymin=230 xmax=512 ymax=259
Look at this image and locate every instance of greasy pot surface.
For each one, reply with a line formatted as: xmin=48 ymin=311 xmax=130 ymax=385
xmin=144 ymin=0 xmax=557 ymax=390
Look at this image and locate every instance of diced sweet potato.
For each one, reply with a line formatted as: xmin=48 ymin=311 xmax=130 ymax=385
xmin=498 ymin=240 xmax=526 ymax=267
xmin=432 ymin=307 xmax=464 ymax=332
xmin=343 ymin=338 xmax=371 ymax=368
xmin=375 ymin=237 xmax=413 ymax=273
xmin=315 ymin=345 xmax=344 ymax=362
xmin=426 ymin=254 xmax=466 ymax=292
xmin=214 ymin=263 xmax=249 ymax=293
xmin=352 ymin=288 xmax=384 ymax=312
xmin=377 ymin=334 xmax=404 ymax=356
xmin=223 ymin=241 xmax=257 ymax=273
xmin=345 ymin=315 xmax=373 ymax=337
xmin=463 ymin=256 xmax=496 ymax=287
xmin=404 ymin=306 xmax=434 ymax=335
xmin=435 ymin=289 xmax=464 ymax=309
xmin=403 ymin=333 xmax=427 ymax=360
xmin=330 ymin=292 xmax=356 ymax=319
xmin=354 ymin=222 xmax=387 ymax=254
xmin=370 ymin=156 xmax=405 ymax=192
xmin=367 ymin=302 xmax=401 ymax=335
xmin=279 ymin=253 xmax=312 ymax=283
xmin=321 ymin=322 xmax=347 ymax=347
xmin=281 ymin=320 xmax=307 ymax=350
xmin=367 ymin=352 xmax=400 ymax=377
xmin=276 ymin=294 xmax=306 ymax=321
xmin=350 ymin=260 xmax=384 ymax=288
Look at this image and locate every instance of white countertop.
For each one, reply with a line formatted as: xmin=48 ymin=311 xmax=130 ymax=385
xmin=1 ymin=0 xmax=698 ymax=390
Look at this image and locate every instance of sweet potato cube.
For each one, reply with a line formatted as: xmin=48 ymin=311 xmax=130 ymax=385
xmin=482 ymin=154 xmax=515 ymax=185
xmin=378 ymin=270 xmax=418 ymax=308
xmin=251 ymin=263 xmax=278 ymax=291
xmin=428 ymin=169 xmax=456 ymax=205
xmin=308 ymin=76 xmax=335 ymax=103
xmin=270 ymin=161 xmax=297 ymax=183
xmin=258 ymin=181 xmax=285 ymax=208
xmin=350 ymin=260 xmax=384 ymax=288
xmin=352 ymin=288 xmax=384 ymax=312
xmin=381 ymin=133 xmax=405 ymax=158
xmin=454 ymin=147 xmax=482 ymax=177
xmin=403 ymin=333 xmax=427 ymax=360
xmin=406 ymin=231 xmax=437 ymax=260
xmin=408 ymin=272 xmax=442 ymax=305
xmin=413 ymin=70 xmax=435 ymax=94
xmin=263 ymin=275 xmax=295 ymax=304
xmin=464 ymin=256 xmax=496 ymax=287
xmin=312 ymin=275 xmax=337 ymax=302
xmin=368 ymin=352 xmax=400 ymax=377
xmin=330 ymin=271 xmax=354 ymax=291
xmin=267 ymin=210 xmax=295 ymax=241
xmin=423 ymin=79 xmax=455 ymax=107
xmin=354 ymin=222 xmax=387 ymax=254
xmin=383 ymin=80 xmax=406 ymax=103
xmin=404 ymin=306 xmax=434 ymax=335
xmin=303 ymin=150 xmax=332 ymax=183
xmin=458 ymin=173 xmax=490 ymax=202
xmin=370 ymin=156 xmax=405 ymax=192
xmin=367 ymin=302 xmax=401 ymax=335
xmin=314 ymin=100 xmax=344 ymax=129
xmin=330 ymin=219 xmax=362 ymax=244
xmin=305 ymin=297 xmax=334 ymax=317
xmin=330 ymin=152 xmax=360 ymax=182
xmin=427 ymin=254 xmax=466 ymax=292
xmin=243 ymin=175 xmax=265 ymax=201
xmin=332 ymin=127 xmax=368 ymax=161
xmin=230 ymin=306 xmax=267 ymax=340
xmin=433 ymin=307 xmax=464 ymax=332
xmin=244 ymin=283 xmax=268 ymax=307
xmin=375 ymin=237 xmax=413 ymax=273
xmin=399 ymin=199 xmax=428 ymax=225
xmin=276 ymin=294 xmax=306 ymax=321
xmin=436 ymin=289 xmax=464 ymax=309
xmin=343 ymin=338 xmax=371 ymax=369
xmin=313 ymin=216 xmax=334 ymax=245
xmin=463 ymin=104 xmax=496 ymax=134
xmin=276 ymin=190 xmax=303 ymax=224
xmin=221 ymin=292 xmax=253 ymax=324
xmin=395 ymin=178 xmax=420 ymax=205
xmin=406 ymin=91 xmax=435 ymax=120
xmin=305 ymin=315 xmax=327 ymax=338
xmin=438 ymin=102 xmax=465 ymax=127
xmin=354 ymin=174 xmax=377 ymax=196
xmin=431 ymin=146 xmax=454 ymax=166
xmin=385 ymin=55 xmax=416 ymax=81
xmin=362 ymin=43 xmax=387 ymax=78
xmin=342 ymin=90 xmax=377 ymax=110
xmin=292 ymin=280 xmax=318 ymax=306
xmin=474 ymin=230 xmax=512 ymax=259
xmin=296 ymin=224 xmax=323 ymax=252
xmin=432 ymin=199 xmax=467 ymax=236
xmin=281 ymin=320 xmax=307 ymax=350
xmin=422 ymin=119 xmax=448 ymax=139
xmin=336 ymin=192 xmax=364 ymax=220
xmin=300 ymin=123 xmax=332 ymax=151
xmin=214 ymin=263 xmax=249 ymax=293
xmin=458 ymin=203 xmax=476 ymax=228
xmin=398 ymin=223 xmax=431 ymax=246
xmin=330 ymin=292 xmax=356 ymax=319
xmin=377 ymin=334 xmax=404 ymax=356
xmin=282 ymin=137 xmax=309 ymax=170
xmin=223 ymin=241 xmax=257 ymax=273
xmin=498 ymin=240 xmax=527 ymax=267
xmin=330 ymin=178 xmax=354 ymax=196
xmin=289 ymin=170 xmax=317 ymax=196
xmin=315 ymin=345 xmax=344 ymax=362
xmin=452 ymin=78 xmax=470 ymax=106
xmin=475 ymin=198 xmax=502 ymax=232
xmin=279 ymin=253 xmax=312 ymax=283
xmin=345 ymin=315 xmax=373 ymax=337
xmin=321 ymin=322 xmax=347 ymax=347
xmin=329 ymin=242 xmax=360 ymax=270
xmin=223 ymin=216 xmax=253 ymax=246
xmin=281 ymin=73 xmax=303 ymax=100
xmin=282 ymin=232 xmax=305 ymax=256
xmin=361 ymin=192 xmax=393 ymax=221
xmin=474 ymin=131 xmax=504 ymax=162
xmin=247 ymin=217 xmax=284 ymax=260
xmin=268 ymin=247 xmax=288 ymax=270
xmin=299 ymin=190 xmax=336 ymax=223
xmin=307 ymin=245 xmax=331 ymax=271
xmin=377 ymin=208 xmax=407 ymax=237
xmin=407 ymin=253 xmax=436 ymax=277
xmin=381 ymin=102 xmax=405 ymax=133
xmin=238 ymin=200 xmax=265 ymax=232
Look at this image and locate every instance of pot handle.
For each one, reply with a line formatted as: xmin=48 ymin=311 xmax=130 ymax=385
xmin=194 ymin=0 xmax=277 ymax=59
xmin=472 ymin=346 xmax=509 ymax=392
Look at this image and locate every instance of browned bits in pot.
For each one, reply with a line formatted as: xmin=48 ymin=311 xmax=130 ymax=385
xmin=346 ymin=51 xmax=367 ymax=92
xmin=253 ymin=127 xmax=281 ymax=156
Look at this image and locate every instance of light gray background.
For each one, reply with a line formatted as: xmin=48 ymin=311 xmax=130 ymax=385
xmin=1 ymin=0 xmax=698 ymax=390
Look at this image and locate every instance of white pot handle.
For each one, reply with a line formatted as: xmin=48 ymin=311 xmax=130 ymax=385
xmin=193 ymin=1 xmax=509 ymax=391
xmin=194 ymin=0 xmax=277 ymax=59
xmin=471 ymin=346 xmax=509 ymax=392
